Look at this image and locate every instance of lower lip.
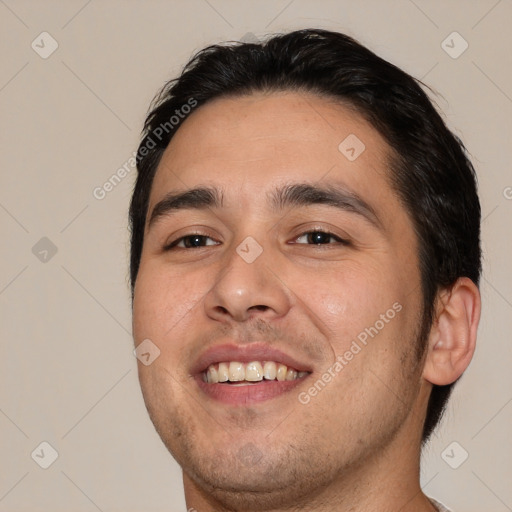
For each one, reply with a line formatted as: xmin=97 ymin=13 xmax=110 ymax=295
xmin=195 ymin=375 xmax=308 ymax=404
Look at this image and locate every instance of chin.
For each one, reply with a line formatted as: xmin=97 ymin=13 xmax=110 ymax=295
xmin=185 ymin=462 xmax=313 ymax=512
xmin=180 ymin=438 xmax=337 ymax=512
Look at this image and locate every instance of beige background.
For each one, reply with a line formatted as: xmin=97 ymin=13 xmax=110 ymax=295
xmin=1 ymin=1 xmax=511 ymax=511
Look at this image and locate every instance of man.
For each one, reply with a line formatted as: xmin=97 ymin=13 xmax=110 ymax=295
xmin=129 ymin=29 xmax=481 ymax=511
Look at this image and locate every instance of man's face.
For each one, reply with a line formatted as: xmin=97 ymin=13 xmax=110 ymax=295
xmin=133 ymin=92 xmax=428 ymax=505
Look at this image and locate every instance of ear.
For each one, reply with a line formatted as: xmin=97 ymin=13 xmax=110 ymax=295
xmin=422 ymin=277 xmax=481 ymax=386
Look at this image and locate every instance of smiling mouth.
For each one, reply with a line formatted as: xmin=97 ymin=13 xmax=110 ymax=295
xmin=192 ymin=343 xmax=313 ymax=403
xmin=202 ymin=360 xmax=310 ymax=385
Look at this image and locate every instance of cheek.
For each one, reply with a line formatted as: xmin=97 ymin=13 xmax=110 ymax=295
xmin=290 ymin=256 xmax=418 ymax=366
xmin=291 ymin=262 xmax=395 ymax=343
xmin=132 ymin=259 xmax=209 ymax=344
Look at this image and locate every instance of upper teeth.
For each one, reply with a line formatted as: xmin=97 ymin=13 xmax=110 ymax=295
xmin=204 ymin=361 xmax=309 ymax=383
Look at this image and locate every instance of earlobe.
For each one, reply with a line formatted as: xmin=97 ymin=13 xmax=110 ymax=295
xmin=422 ymin=277 xmax=481 ymax=386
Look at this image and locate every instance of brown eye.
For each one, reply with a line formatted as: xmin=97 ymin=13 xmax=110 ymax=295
xmin=294 ymin=231 xmax=348 ymax=245
xmin=165 ymin=234 xmax=219 ymax=250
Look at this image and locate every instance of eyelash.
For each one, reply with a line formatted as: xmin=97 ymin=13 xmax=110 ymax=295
xmin=164 ymin=229 xmax=349 ymax=250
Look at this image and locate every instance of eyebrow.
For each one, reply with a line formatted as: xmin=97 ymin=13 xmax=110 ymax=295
xmin=269 ymin=182 xmax=381 ymax=228
xmin=147 ymin=182 xmax=382 ymax=231
xmin=148 ymin=187 xmax=223 ymax=230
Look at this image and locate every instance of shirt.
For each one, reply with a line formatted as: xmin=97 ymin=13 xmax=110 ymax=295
xmin=429 ymin=497 xmax=452 ymax=512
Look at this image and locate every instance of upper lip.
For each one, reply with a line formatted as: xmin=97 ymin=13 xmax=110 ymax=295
xmin=191 ymin=342 xmax=313 ymax=375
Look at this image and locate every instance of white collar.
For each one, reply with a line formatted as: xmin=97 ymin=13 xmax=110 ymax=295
xmin=429 ymin=497 xmax=453 ymax=512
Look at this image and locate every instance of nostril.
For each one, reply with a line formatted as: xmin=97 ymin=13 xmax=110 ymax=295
xmin=250 ymin=305 xmax=268 ymax=311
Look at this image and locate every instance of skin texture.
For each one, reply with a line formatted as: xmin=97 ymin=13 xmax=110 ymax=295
xmin=132 ymin=91 xmax=480 ymax=512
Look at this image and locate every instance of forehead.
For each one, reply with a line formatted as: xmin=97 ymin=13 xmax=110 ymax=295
xmin=148 ymin=91 xmax=400 ymax=223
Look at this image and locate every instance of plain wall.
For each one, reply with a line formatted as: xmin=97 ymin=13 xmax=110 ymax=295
xmin=1 ymin=1 xmax=511 ymax=511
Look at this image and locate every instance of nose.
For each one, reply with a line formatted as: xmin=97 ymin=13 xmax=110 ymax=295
xmin=203 ymin=240 xmax=292 ymax=324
